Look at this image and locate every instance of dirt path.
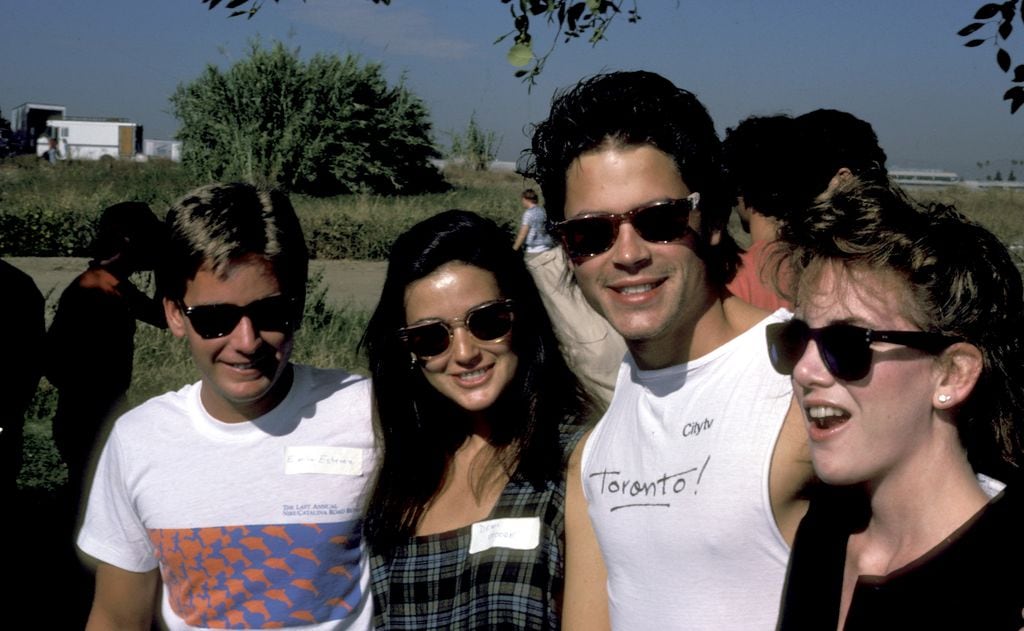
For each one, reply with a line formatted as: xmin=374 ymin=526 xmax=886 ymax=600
xmin=5 ymin=257 xmax=388 ymax=314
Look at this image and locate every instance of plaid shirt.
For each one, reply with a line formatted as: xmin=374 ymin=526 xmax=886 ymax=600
xmin=370 ymin=426 xmax=585 ymax=630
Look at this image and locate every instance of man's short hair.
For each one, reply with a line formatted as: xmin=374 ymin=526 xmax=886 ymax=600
xmin=524 ymin=70 xmax=740 ymax=285
xmin=159 ymin=182 xmax=308 ymax=310
xmin=723 ymin=114 xmax=815 ymax=221
xmin=795 ymin=109 xmax=888 ymax=195
xmin=521 ymin=189 xmax=539 ymax=204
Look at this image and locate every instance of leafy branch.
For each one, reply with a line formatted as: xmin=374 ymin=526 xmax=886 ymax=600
xmin=494 ymin=1 xmax=642 ymax=87
xmin=200 ymin=0 xmax=643 ymax=86
xmin=960 ymin=1 xmax=1024 ymax=113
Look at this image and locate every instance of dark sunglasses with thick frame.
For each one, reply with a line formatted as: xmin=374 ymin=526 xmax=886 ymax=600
xmin=765 ymin=319 xmax=962 ymax=382
xmin=179 ymin=294 xmax=300 ymax=340
xmin=551 ymin=192 xmax=701 ymax=261
xmin=398 ymin=299 xmax=515 ymax=360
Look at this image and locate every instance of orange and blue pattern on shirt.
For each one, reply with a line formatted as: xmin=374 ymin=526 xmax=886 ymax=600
xmin=147 ymin=521 xmax=362 ymax=628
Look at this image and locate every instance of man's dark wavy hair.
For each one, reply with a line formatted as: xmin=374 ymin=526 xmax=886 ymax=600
xmin=776 ymin=179 xmax=1024 ymax=480
xmin=361 ymin=209 xmax=592 ymax=554
xmin=723 ymin=114 xmax=818 ymax=221
xmin=522 ymin=70 xmax=740 ymax=285
xmin=794 ymin=108 xmax=889 ymax=195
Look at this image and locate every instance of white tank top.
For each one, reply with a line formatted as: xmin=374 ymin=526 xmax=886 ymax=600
xmin=581 ymin=311 xmax=794 ymax=630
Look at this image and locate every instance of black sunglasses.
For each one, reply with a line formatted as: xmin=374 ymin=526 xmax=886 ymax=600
xmin=765 ymin=319 xmax=960 ymax=382
xmin=398 ymin=299 xmax=515 ymax=359
xmin=180 ymin=295 xmax=300 ymax=340
xmin=551 ymin=193 xmax=700 ymax=261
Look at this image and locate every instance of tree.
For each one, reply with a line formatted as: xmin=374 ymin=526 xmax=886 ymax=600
xmin=200 ymin=0 xmax=642 ymax=86
xmin=170 ymin=40 xmax=445 ymax=195
xmin=447 ymin=114 xmax=501 ymax=171
xmin=960 ymin=2 xmax=1024 ymax=113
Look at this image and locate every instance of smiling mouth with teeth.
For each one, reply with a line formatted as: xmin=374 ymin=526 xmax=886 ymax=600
xmin=807 ymin=405 xmax=850 ymax=429
xmin=458 ymin=367 xmax=489 ymax=380
xmin=618 ymin=283 xmax=655 ymax=295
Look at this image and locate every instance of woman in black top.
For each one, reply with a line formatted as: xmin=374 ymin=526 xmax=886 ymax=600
xmin=765 ymin=179 xmax=1024 ymax=629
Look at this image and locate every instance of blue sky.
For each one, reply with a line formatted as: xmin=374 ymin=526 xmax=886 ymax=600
xmin=2 ymin=1 xmax=1021 ymax=179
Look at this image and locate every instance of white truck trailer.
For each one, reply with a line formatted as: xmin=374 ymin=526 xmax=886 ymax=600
xmin=36 ymin=118 xmax=142 ymax=160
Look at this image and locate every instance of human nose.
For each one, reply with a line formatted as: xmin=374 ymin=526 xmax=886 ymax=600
xmin=610 ymin=222 xmax=652 ymax=272
xmin=228 ymin=315 xmax=262 ymax=353
xmin=791 ymin=339 xmax=832 ymax=388
xmin=449 ymin=325 xmax=482 ymax=366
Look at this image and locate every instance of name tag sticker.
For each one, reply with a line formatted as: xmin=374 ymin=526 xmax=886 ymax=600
xmin=284 ymin=446 xmax=363 ymax=475
xmin=469 ymin=517 xmax=540 ymax=554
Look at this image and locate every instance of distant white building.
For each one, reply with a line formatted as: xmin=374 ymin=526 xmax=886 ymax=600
xmin=143 ymin=138 xmax=182 ymax=162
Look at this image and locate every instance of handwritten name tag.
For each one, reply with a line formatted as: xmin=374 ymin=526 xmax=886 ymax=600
xmin=284 ymin=446 xmax=363 ymax=475
xmin=468 ymin=517 xmax=540 ymax=555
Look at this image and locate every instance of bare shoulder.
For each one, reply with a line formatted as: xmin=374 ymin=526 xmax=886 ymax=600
xmin=567 ymin=428 xmax=593 ymax=472
xmin=722 ymin=293 xmax=774 ymax=333
xmin=770 ymin=396 xmax=814 ymax=545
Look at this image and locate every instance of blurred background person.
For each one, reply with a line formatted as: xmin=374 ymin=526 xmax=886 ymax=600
xmin=0 ymin=260 xmax=45 ymax=507
xmin=723 ymin=114 xmax=803 ymax=311
xmin=515 ymin=187 xmax=626 ymax=407
xmin=46 ymin=201 xmax=167 ymax=512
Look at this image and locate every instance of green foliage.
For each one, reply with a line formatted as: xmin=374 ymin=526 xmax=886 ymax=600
xmin=0 ymin=157 xmax=195 ymax=256
xmin=0 ymin=159 xmax=528 ymax=258
xmin=448 ymin=114 xmax=501 ymax=171
xmin=170 ymin=40 xmax=446 ymax=195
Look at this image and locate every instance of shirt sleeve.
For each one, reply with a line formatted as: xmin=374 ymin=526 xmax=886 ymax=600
xmin=77 ymin=427 xmax=160 ymax=572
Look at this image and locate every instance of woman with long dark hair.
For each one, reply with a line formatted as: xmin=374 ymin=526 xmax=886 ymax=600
xmin=362 ymin=209 xmax=594 ymax=629
xmin=767 ymin=180 xmax=1024 ymax=629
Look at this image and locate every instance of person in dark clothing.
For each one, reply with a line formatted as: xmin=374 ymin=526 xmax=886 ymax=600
xmin=44 ymin=201 xmax=167 ymax=627
xmin=46 ymin=201 xmax=167 ymax=513
xmin=0 ymin=260 xmax=45 ymax=505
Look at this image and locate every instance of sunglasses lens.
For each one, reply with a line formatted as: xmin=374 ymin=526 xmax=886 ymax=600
xmin=467 ymin=302 xmax=515 ymax=341
xmin=247 ymin=296 xmax=297 ymax=333
xmin=560 ymin=217 xmax=617 ymax=259
xmin=403 ymin=323 xmax=452 ymax=358
xmin=186 ymin=304 xmax=243 ymax=339
xmin=632 ymin=200 xmax=692 ymax=242
xmin=818 ymin=325 xmax=872 ymax=381
xmin=766 ymin=321 xmax=808 ymax=375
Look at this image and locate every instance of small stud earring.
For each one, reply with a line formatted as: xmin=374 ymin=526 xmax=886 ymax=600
xmin=938 ymin=394 xmax=952 ymax=404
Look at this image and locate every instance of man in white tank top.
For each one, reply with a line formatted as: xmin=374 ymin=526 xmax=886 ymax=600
xmin=524 ymin=71 xmax=814 ymax=630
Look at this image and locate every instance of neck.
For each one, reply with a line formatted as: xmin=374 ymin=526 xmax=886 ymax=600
xmin=748 ymin=211 xmax=779 ymax=244
xmin=857 ymin=439 xmax=987 ymax=567
xmin=629 ymin=289 xmax=751 ymax=370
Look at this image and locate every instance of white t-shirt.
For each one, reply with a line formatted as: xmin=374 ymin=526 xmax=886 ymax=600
xmin=582 ymin=311 xmax=794 ymax=630
xmin=78 ymin=364 xmax=377 ymax=631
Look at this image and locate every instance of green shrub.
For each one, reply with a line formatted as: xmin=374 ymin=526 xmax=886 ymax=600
xmin=171 ymin=40 xmax=445 ymax=196
xmin=0 ymin=159 xmax=531 ymax=258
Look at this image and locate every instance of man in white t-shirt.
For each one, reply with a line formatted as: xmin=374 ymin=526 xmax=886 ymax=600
xmin=77 ymin=183 xmax=376 ymax=631
xmin=525 ymin=71 xmax=814 ymax=630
